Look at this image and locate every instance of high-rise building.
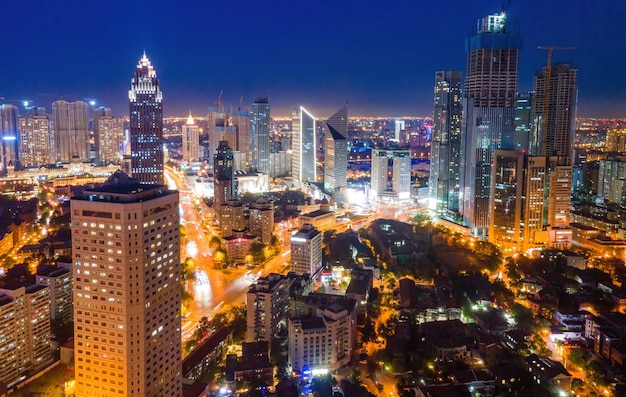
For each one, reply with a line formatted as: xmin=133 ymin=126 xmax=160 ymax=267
xmin=249 ymin=197 xmax=275 ymax=244
xmin=489 ymin=150 xmax=546 ymax=254
xmin=129 ymin=53 xmax=164 ymax=184
xmin=326 ymin=104 xmax=348 ymax=138
xmin=93 ymin=107 xmax=112 ymax=164
xmin=207 ymin=106 xmax=238 ymax=159
xmin=530 ymin=64 xmax=578 ymax=158
xmin=98 ymin=116 xmax=124 ymax=165
xmin=214 ymin=141 xmax=236 ymax=210
xmin=52 ymin=100 xmax=90 ymax=164
xmin=0 ymin=284 xmax=51 ymax=388
xmin=246 ymin=273 xmax=293 ymax=343
xmin=0 ymin=104 xmax=20 ymax=173
xmin=598 ymin=158 xmax=626 ymax=205
xmin=218 ymin=199 xmax=246 ymax=238
xmin=292 ymin=106 xmax=316 ymax=183
xmin=36 ymin=263 xmax=73 ymax=324
xmin=290 ymin=224 xmax=322 ymax=277
xmin=460 ymin=11 xmax=521 ymax=237
xmin=182 ymin=112 xmax=200 ymax=162
xmin=250 ymin=97 xmax=270 ymax=173
xmin=323 ymin=125 xmax=348 ymax=197
xmin=71 ymin=171 xmax=181 ymax=397
xmin=514 ymin=92 xmax=534 ymax=151
xmin=19 ymin=110 xmax=51 ymax=168
xmin=606 ymin=128 xmax=626 ymax=153
xmin=232 ymin=108 xmax=250 ymax=156
xmin=370 ymin=146 xmax=411 ymax=204
xmin=428 ymin=70 xmax=463 ymax=215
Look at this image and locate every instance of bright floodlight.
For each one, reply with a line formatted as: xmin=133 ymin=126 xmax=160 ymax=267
xmin=23 ymin=101 xmax=28 ymax=107
xmin=89 ymin=100 xmax=96 ymax=106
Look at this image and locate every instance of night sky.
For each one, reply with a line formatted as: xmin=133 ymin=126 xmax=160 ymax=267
xmin=1 ymin=0 xmax=625 ymax=118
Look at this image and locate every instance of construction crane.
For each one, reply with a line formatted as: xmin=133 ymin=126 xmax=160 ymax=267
xmin=536 ymin=46 xmax=576 ymax=155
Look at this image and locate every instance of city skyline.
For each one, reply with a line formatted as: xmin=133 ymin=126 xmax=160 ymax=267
xmin=0 ymin=1 xmax=625 ymax=118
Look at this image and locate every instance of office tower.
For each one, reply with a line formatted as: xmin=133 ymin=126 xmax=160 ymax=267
xmin=19 ymin=111 xmax=51 ymax=167
xmin=52 ymin=100 xmax=90 ymax=163
xmin=249 ymin=197 xmax=275 ymax=244
xmin=531 ymin=64 xmax=578 ymax=158
xmin=93 ymin=107 xmax=112 ymax=164
xmin=489 ymin=151 xmax=546 ymax=254
xmin=514 ymin=92 xmax=534 ymax=151
xmin=370 ymin=146 xmax=411 ymax=204
xmin=0 ymin=284 xmax=51 ymax=388
xmin=36 ymin=263 xmax=73 ymax=324
xmin=428 ymin=70 xmax=463 ymax=215
xmin=326 ymin=104 xmax=348 ymax=138
xmin=0 ymin=104 xmax=20 ymax=173
xmin=232 ymin=108 xmax=250 ymax=155
xmin=207 ymin=106 xmax=238 ymax=159
xmin=129 ymin=53 xmax=164 ymax=184
xmin=546 ymin=156 xmax=572 ymax=228
xmin=290 ymin=224 xmax=322 ymax=277
xmin=71 ymin=171 xmax=181 ymax=397
xmin=460 ymin=11 xmax=521 ymax=237
xmin=246 ymin=273 xmax=293 ymax=343
xmin=250 ymin=97 xmax=270 ymax=173
xmin=598 ymin=158 xmax=626 ymax=205
xmin=98 ymin=116 xmax=124 ymax=165
xmin=182 ymin=112 xmax=200 ymax=162
xmin=292 ymin=106 xmax=316 ymax=183
xmin=214 ymin=141 xmax=235 ymax=209
xmin=323 ymin=125 xmax=348 ymax=197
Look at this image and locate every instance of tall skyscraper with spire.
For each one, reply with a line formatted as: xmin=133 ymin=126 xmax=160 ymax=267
xmin=129 ymin=52 xmax=164 ymax=184
xmin=250 ymin=96 xmax=270 ymax=173
xmin=460 ymin=11 xmax=522 ymax=237
xmin=429 ymin=70 xmax=463 ymax=216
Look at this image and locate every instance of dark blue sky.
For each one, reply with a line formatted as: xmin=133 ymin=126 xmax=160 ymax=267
xmin=1 ymin=0 xmax=625 ymax=118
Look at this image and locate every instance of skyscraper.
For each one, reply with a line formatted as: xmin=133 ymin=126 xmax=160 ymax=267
xmin=98 ymin=116 xmax=124 ymax=165
xmin=292 ymin=106 xmax=316 ymax=183
xmin=19 ymin=109 xmax=51 ymax=168
xmin=71 ymin=171 xmax=181 ymax=397
xmin=324 ymin=105 xmax=349 ymax=198
xmin=0 ymin=104 xmax=20 ymax=174
xmin=52 ymin=100 xmax=90 ymax=164
xmin=129 ymin=53 xmax=164 ymax=184
xmin=514 ymin=92 xmax=534 ymax=151
xmin=460 ymin=11 xmax=522 ymax=237
xmin=182 ymin=112 xmax=200 ymax=162
xmin=250 ymin=97 xmax=270 ymax=173
xmin=429 ymin=70 xmax=463 ymax=215
xmin=214 ymin=140 xmax=235 ymax=209
xmin=93 ymin=106 xmax=112 ymax=164
xmin=290 ymin=224 xmax=323 ymax=277
xmin=370 ymin=146 xmax=411 ymax=204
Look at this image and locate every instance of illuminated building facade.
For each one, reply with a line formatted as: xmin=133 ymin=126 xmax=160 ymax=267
xmin=292 ymin=106 xmax=316 ymax=183
xmin=52 ymin=100 xmax=89 ymax=163
xmin=0 ymin=284 xmax=51 ymax=388
xmin=323 ymin=125 xmax=347 ymax=197
xmin=93 ymin=106 xmax=112 ymax=164
xmin=249 ymin=197 xmax=275 ymax=244
xmin=429 ymin=70 xmax=462 ymax=215
xmin=370 ymin=147 xmax=411 ymax=204
xmin=460 ymin=11 xmax=521 ymax=237
xmin=129 ymin=53 xmax=164 ymax=184
xmin=0 ymin=104 xmax=20 ymax=173
xmin=214 ymin=140 xmax=236 ymax=210
xmin=250 ymin=97 xmax=270 ymax=173
xmin=514 ymin=92 xmax=534 ymax=151
xmin=182 ymin=112 xmax=200 ymax=162
xmin=98 ymin=116 xmax=124 ymax=165
xmin=290 ymin=223 xmax=322 ymax=277
xmin=19 ymin=108 xmax=51 ymax=167
xmin=71 ymin=171 xmax=181 ymax=397
xmin=246 ymin=273 xmax=293 ymax=343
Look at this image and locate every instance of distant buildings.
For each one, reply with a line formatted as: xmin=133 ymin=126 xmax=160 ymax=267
xmin=97 ymin=115 xmax=124 ymax=165
xmin=92 ymin=106 xmax=112 ymax=164
xmin=182 ymin=112 xmax=200 ymax=162
xmin=71 ymin=171 xmax=181 ymax=397
xmin=19 ymin=108 xmax=51 ymax=167
xmin=0 ymin=104 xmax=20 ymax=173
xmin=429 ymin=70 xmax=462 ymax=216
xmin=370 ymin=146 xmax=411 ymax=204
xmin=460 ymin=11 xmax=521 ymax=237
xmin=290 ymin=223 xmax=322 ymax=277
xmin=52 ymin=100 xmax=89 ymax=164
xmin=0 ymin=284 xmax=51 ymax=388
xmin=128 ymin=53 xmax=164 ymax=184
xmin=292 ymin=106 xmax=316 ymax=183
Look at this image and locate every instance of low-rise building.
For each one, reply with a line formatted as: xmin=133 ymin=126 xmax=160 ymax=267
xmin=524 ymin=354 xmax=572 ymax=394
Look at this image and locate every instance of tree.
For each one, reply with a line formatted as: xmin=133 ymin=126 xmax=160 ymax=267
xmin=568 ymin=348 xmax=585 ymax=368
